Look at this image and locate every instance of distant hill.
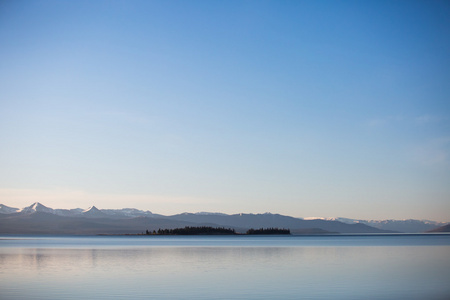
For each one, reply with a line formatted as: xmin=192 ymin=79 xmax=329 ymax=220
xmin=166 ymin=213 xmax=394 ymax=234
xmin=0 ymin=211 xmax=213 ymax=235
xmin=0 ymin=202 xmax=445 ymax=235
xmin=426 ymin=224 xmax=450 ymax=233
xmin=311 ymin=217 xmax=447 ymax=233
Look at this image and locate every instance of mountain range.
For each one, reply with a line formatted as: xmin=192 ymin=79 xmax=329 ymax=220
xmin=0 ymin=202 xmax=447 ymax=235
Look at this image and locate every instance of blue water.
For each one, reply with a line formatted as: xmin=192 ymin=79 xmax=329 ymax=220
xmin=1 ymin=234 xmax=449 ymax=299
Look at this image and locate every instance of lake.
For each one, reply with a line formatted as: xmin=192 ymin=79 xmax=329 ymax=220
xmin=1 ymin=234 xmax=449 ymax=299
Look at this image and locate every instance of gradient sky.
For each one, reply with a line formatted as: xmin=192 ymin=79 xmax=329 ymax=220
xmin=1 ymin=0 xmax=449 ymax=221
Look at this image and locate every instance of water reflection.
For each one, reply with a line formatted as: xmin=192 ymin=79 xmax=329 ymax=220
xmin=1 ymin=241 xmax=449 ymax=299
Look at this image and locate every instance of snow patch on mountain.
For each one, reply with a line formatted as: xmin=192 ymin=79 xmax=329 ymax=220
xmin=20 ymin=202 xmax=54 ymax=214
xmin=194 ymin=212 xmax=228 ymax=216
xmin=0 ymin=204 xmax=20 ymax=214
xmin=101 ymin=208 xmax=153 ymax=218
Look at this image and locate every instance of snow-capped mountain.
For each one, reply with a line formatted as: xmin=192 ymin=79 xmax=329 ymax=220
xmin=0 ymin=202 xmax=154 ymax=219
xmin=101 ymin=208 xmax=154 ymax=218
xmin=20 ymin=202 xmax=55 ymax=214
xmin=0 ymin=202 xmax=447 ymax=234
xmin=305 ymin=217 xmax=447 ymax=233
xmin=82 ymin=206 xmax=109 ymax=218
xmin=366 ymin=219 xmax=446 ymax=233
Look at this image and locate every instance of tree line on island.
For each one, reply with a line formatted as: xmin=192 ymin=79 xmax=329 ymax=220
xmin=145 ymin=226 xmax=290 ymax=235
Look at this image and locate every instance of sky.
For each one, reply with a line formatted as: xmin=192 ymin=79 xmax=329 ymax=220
xmin=0 ymin=0 xmax=449 ymax=221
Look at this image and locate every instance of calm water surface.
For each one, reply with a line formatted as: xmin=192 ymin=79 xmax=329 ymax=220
xmin=1 ymin=234 xmax=449 ymax=299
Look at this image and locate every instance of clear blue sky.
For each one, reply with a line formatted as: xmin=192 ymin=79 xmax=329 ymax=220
xmin=1 ymin=0 xmax=449 ymax=221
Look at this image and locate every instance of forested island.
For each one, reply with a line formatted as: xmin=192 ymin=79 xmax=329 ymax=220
xmin=246 ymin=228 xmax=290 ymax=235
xmin=148 ymin=226 xmax=236 ymax=235
xmin=144 ymin=226 xmax=290 ymax=235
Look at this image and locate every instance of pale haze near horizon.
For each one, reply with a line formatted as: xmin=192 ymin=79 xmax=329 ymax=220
xmin=0 ymin=1 xmax=449 ymax=222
